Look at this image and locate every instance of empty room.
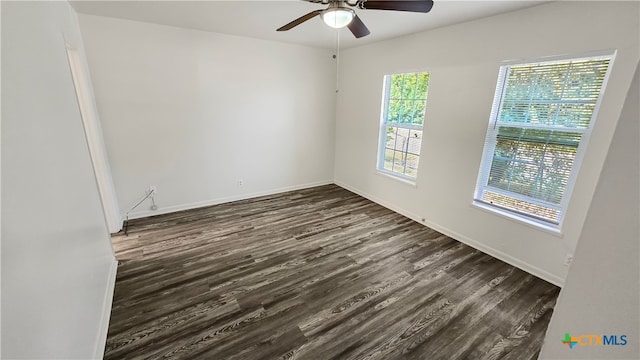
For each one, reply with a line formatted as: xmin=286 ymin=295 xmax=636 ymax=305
xmin=2 ymin=1 xmax=639 ymax=359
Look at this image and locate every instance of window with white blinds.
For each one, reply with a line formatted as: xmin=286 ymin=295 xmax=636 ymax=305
xmin=378 ymin=72 xmax=430 ymax=181
xmin=474 ymin=54 xmax=613 ymax=227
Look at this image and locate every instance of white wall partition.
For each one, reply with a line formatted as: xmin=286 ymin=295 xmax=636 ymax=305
xmin=78 ymin=14 xmax=337 ymax=219
xmin=333 ymin=1 xmax=639 ymax=285
xmin=1 ymin=1 xmax=117 ymax=358
xmin=65 ymin=45 xmax=122 ymax=233
xmin=540 ymin=60 xmax=640 ymax=360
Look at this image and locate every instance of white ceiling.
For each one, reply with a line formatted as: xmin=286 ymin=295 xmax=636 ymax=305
xmin=70 ymin=0 xmax=551 ymax=49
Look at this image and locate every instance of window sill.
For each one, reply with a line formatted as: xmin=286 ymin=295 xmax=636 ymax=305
xmin=471 ymin=201 xmax=563 ymax=237
xmin=376 ymin=169 xmax=417 ymax=187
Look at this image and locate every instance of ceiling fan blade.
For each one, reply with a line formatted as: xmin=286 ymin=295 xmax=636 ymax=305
xmin=361 ymin=0 xmax=434 ymax=13
xmin=277 ymin=10 xmax=323 ymax=31
xmin=347 ymin=15 xmax=370 ymax=38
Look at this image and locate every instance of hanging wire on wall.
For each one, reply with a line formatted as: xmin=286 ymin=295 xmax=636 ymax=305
xmin=123 ymin=189 xmax=157 ymax=235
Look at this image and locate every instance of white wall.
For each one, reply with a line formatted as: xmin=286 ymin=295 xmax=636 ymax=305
xmin=1 ymin=2 xmax=117 ymax=359
xmin=65 ymin=45 xmax=122 ymax=233
xmin=333 ymin=1 xmax=639 ymax=285
xmin=539 ymin=60 xmax=639 ymax=359
xmin=77 ymin=14 xmax=337 ymax=219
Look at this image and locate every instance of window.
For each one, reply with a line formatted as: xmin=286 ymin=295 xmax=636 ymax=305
xmin=377 ymin=72 xmax=430 ymax=181
xmin=474 ymin=54 xmax=613 ymax=228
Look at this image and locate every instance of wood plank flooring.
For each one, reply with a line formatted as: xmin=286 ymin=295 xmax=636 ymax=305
xmin=106 ymin=184 xmax=559 ymax=360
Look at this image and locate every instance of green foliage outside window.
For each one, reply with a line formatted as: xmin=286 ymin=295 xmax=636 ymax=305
xmin=380 ymin=72 xmax=430 ymax=179
xmin=386 ymin=72 xmax=430 ymax=125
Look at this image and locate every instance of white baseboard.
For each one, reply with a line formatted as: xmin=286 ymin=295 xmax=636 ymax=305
xmin=108 ymin=217 xmax=124 ymax=235
xmin=124 ymin=180 xmax=334 ymax=221
xmin=94 ymin=256 xmax=118 ymax=359
xmin=335 ymin=180 xmax=565 ymax=288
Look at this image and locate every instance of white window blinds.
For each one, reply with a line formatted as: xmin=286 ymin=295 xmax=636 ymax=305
xmin=475 ymin=55 xmax=612 ymax=225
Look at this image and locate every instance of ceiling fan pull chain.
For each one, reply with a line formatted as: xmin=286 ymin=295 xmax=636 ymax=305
xmin=335 ymin=28 xmax=341 ymax=93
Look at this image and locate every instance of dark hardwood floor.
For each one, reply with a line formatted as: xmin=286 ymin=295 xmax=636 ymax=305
xmin=106 ymin=184 xmax=559 ymax=360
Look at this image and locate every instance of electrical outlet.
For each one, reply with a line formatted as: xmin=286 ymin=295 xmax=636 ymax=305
xmin=149 ymin=186 xmax=157 ymax=195
xmin=238 ymin=179 xmax=243 ymax=187
xmin=564 ymin=254 xmax=573 ymax=266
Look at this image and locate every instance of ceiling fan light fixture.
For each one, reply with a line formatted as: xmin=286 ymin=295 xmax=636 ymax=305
xmin=321 ymin=8 xmax=355 ymax=29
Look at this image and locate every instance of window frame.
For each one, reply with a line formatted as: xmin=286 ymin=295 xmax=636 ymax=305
xmin=473 ymin=51 xmax=616 ymax=231
xmin=376 ymin=71 xmax=430 ymax=183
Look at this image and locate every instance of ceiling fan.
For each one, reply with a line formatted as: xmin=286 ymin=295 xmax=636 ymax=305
xmin=277 ymin=0 xmax=435 ymax=38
